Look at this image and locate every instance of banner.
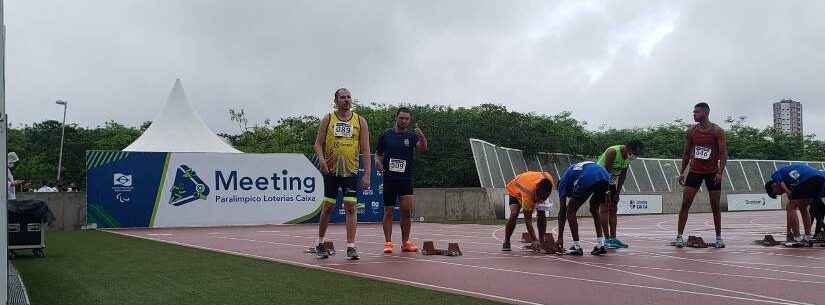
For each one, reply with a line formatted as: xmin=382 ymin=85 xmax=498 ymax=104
xmin=86 ymin=151 xmax=395 ymax=228
xmin=727 ymin=193 xmax=782 ymax=211
xmin=617 ymin=194 xmax=663 ymax=214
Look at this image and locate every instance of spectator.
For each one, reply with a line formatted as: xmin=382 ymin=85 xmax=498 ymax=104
xmin=7 ymin=152 xmax=19 ymax=200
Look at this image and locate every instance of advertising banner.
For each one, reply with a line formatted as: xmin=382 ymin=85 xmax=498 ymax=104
xmin=86 ymin=151 xmax=395 ymax=228
xmin=616 ymin=195 xmax=663 ymax=215
xmin=727 ymin=193 xmax=782 ymax=211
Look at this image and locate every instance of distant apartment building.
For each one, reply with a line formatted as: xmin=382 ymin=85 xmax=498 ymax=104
xmin=773 ymin=99 xmax=802 ymax=135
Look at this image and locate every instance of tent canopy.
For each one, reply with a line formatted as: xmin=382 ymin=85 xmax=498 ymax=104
xmin=123 ymin=79 xmax=241 ymax=153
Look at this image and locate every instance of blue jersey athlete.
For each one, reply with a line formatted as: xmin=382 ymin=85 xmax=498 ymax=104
xmin=556 ymin=161 xmax=612 ymax=256
xmin=376 ymin=107 xmax=428 ymax=254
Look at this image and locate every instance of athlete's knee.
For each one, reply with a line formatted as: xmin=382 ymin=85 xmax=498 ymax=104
xmin=344 ymin=203 xmax=356 ymax=214
xmin=323 ymin=202 xmax=335 ymax=214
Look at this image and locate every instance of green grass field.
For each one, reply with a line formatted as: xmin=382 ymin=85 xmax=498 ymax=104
xmin=13 ymin=231 xmax=502 ymax=305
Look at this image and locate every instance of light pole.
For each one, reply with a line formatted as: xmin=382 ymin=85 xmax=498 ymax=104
xmin=55 ymin=99 xmax=67 ymax=188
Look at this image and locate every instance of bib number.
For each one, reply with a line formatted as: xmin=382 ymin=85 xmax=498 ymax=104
xmin=388 ymin=158 xmax=407 ymax=173
xmin=333 ymin=122 xmax=353 ymax=138
xmin=693 ymin=146 xmax=712 ymax=160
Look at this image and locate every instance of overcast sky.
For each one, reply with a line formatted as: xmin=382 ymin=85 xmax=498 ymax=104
xmin=5 ymin=1 xmax=824 ymax=138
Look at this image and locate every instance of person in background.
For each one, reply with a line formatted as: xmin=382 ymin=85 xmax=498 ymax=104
xmin=7 ymin=152 xmax=19 ymax=200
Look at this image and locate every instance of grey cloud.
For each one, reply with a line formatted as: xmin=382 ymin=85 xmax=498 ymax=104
xmin=5 ymin=1 xmax=824 ymax=138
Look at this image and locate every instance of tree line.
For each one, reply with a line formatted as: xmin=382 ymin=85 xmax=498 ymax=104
xmin=8 ymin=104 xmax=823 ymax=190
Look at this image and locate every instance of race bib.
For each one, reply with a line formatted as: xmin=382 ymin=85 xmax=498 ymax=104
xmin=388 ymin=158 xmax=407 ymax=173
xmin=333 ymin=122 xmax=353 ymax=138
xmin=693 ymin=146 xmax=712 ymax=160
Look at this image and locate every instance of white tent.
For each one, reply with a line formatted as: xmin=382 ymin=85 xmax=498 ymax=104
xmin=124 ymin=79 xmax=241 ymax=153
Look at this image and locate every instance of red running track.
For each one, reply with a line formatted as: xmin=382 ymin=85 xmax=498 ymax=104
xmin=107 ymin=211 xmax=825 ymax=305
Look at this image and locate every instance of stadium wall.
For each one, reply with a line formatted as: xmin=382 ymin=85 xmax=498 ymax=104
xmin=11 ymin=188 xmax=791 ymax=230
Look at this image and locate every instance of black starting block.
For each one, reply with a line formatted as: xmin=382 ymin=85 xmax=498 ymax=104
xmin=305 ymin=241 xmax=336 ymax=255
xmin=422 ymin=241 xmax=462 ymax=256
xmin=753 ymin=235 xmax=781 ymax=247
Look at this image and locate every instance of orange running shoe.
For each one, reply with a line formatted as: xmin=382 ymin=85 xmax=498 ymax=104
xmin=383 ymin=242 xmax=394 ymax=254
xmin=402 ymin=240 xmax=419 ymax=252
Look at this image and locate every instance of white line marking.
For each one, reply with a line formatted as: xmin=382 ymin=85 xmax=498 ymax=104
xmin=583 ymin=261 xmax=825 ymax=285
xmin=124 ymin=231 xmax=813 ymax=305
xmin=106 ymin=231 xmax=543 ymax=305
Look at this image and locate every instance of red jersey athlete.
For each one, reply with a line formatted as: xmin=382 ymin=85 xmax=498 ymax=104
xmin=674 ymin=102 xmax=728 ymax=248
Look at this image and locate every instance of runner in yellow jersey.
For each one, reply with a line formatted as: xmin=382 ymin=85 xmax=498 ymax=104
xmin=313 ymin=88 xmax=371 ymax=260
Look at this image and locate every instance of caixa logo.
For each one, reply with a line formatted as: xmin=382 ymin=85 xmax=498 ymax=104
xmin=629 ymin=200 xmax=648 ymax=210
xmin=169 ymin=165 xmax=210 ymax=206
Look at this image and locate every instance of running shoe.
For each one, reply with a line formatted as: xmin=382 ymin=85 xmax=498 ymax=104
xmin=674 ymin=236 xmax=685 ymax=248
xmin=402 ymin=241 xmax=419 ymax=252
xmin=383 ymin=242 xmax=394 ymax=254
xmin=502 ymin=241 xmax=512 ymax=252
xmin=605 ymin=239 xmax=620 ymax=249
xmin=346 ymin=247 xmax=360 ymax=260
xmin=613 ymin=238 xmax=629 ymax=248
xmin=568 ymin=245 xmax=583 ymax=256
xmin=316 ymin=243 xmax=329 ymax=259
xmin=803 ymin=235 xmax=814 ymax=248
xmin=591 ymin=246 xmax=607 ymax=256
xmin=713 ymin=238 xmax=726 ymax=249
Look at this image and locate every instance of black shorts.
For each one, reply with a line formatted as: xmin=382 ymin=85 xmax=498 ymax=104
xmin=569 ymin=181 xmax=609 ymax=206
xmin=789 ymin=176 xmax=824 ymax=200
xmin=383 ymin=180 xmax=413 ymax=206
xmin=685 ymin=172 xmax=722 ymax=191
xmin=323 ymin=174 xmax=358 ymax=204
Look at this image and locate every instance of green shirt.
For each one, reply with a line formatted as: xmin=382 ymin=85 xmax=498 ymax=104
xmin=597 ymin=145 xmax=630 ymax=176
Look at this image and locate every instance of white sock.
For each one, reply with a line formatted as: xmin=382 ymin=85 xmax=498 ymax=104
xmin=347 ymin=243 xmax=355 ymax=248
xmin=317 ymin=237 xmax=324 ymax=245
xmin=597 ymin=237 xmax=605 ymax=246
xmin=572 ymin=240 xmax=580 ymax=248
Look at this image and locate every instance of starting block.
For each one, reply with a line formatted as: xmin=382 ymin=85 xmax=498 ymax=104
xmin=422 ymin=241 xmax=462 ymax=256
xmin=753 ymin=234 xmax=781 ymax=247
xmin=521 ymin=232 xmax=534 ymax=243
xmin=686 ymin=236 xmax=711 ymax=248
xmin=528 ymin=233 xmax=558 ymax=254
xmin=447 ymin=243 xmax=462 ymax=256
xmin=305 ymin=241 xmax=336 ymax=255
